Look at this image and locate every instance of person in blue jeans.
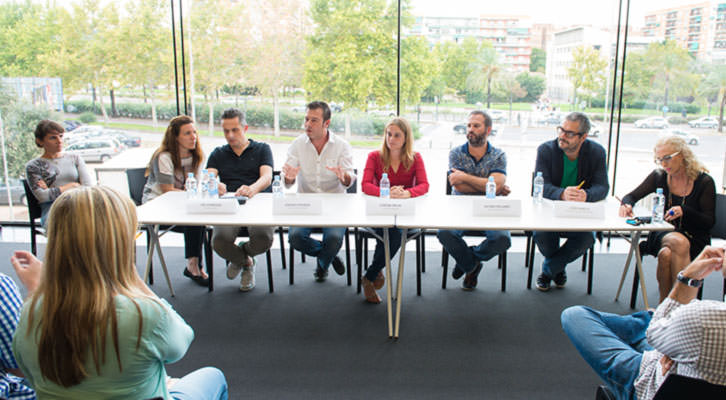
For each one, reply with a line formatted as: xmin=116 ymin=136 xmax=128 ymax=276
xmin=436 ymin=110 xmax=511 ymax=290
xmin=561 ymin=246 xmax=726 ymax=400
xmin=282 ymin=101 xmax=356 ymax=282
xmin=533 ymin=112 xmax=609 ymax=291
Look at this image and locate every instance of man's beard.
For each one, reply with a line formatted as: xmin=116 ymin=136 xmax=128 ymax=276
xmin=467 ymin=132 xmax=486 ymax=147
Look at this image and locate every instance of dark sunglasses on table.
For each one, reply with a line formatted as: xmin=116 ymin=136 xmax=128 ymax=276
xmin=654 ymin=151 xmax=680 ymax=166
xmin=556 ymin=126 xmax=584 ymax=138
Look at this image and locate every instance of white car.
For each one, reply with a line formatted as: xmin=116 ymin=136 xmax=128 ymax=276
xmin=487 ymin=110 xmax=506 ymax=122
xmin=65 ymin=138 xmax=123 ymax=162
xmin=687 ymin=116 xmax=719 ymax=129
xmin=589 ymin=123 xmax=602 ymax=137
xmin=660 ymin=129 xmax=699 ymax=145
xmin=634 ymin=116 xmax=669 ymax=129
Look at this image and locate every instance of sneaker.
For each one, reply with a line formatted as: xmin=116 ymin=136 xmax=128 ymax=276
xmin=452 ymin=266 xmax=464 ymax=280
xmin=226 ymin=261 xmax=243 ymax=280
xmin=331 ymin=256 xmax=345 ymax=276
xmin=554 ymin=271 xmax=567 ymax=289
xmin=462 ymin=263 xmax=482 ymax=291
xmin=373 ymin=272 xmax=385 ymax=290
xmin=314 ymin=266 xmax=328 ymax=282
xmin=536 ymin=273 xmax=552 ymax=292
xmin=239 ymin=258 xmax=256 ymax=292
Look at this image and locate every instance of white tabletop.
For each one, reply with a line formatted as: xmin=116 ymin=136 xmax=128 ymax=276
xmin=136 ymin=191 xmax=395 ymax=228
xmin=395 ymin=195 xmax=674 ymax=232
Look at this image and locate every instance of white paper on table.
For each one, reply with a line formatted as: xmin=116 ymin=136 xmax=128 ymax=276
xmin=365 ymin=197 xmax=415 ymax=215
xmin=471 ymin=198 xmax=522 ymax=217
xmin=186 ymin=198 xmax=239 ymax=214
xmin=553 ymin=200 xmax=605 ymax=219
xmin=272 ymin=196 xmax=322 ymax=215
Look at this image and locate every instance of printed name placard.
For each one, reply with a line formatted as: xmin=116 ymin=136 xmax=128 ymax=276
xmin=553 ymin=201 xmax=605 ymax=219
xmin=365 ymin=197 xmax=415 ymax=216
xmin=472 ymin=198 xmax=522 ymax=217
xmin=272 ymin=197 xmax=322 ymax=215
xmin=186 ymin=198 xmax=239 ymax=214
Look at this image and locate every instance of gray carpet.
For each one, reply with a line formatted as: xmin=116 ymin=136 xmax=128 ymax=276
xmin=2 ymin=241 xmax=724 ymax=399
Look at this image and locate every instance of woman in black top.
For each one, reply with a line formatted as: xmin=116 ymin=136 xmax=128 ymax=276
xmin=618 ymin=136 xmax=715 ymax=302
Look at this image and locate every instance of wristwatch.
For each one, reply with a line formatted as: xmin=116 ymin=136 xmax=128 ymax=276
xmin=676 ymin=271 xmax=703 ymax=288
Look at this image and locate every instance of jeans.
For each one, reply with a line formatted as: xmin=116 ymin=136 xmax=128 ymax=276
xmin=364 ymin=228 xmax=420 ymax=282
xmin=169 ymin=366 xmax=228 ymax=400
xmin=289 ymin=227 xmax=346 ymax=270
xmin=212 ymin=225 xmax=274 ymax=266
xmin=533 ymin=231 xmax=595 ymax=277
xmin=436 ymin=229 xmax=511 ymax=273
xmin=561 ymin=306 xmax=653 ymax=400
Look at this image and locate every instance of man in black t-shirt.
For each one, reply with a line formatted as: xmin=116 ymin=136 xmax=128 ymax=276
xmin=207 ymin=108 xmax=274 ymax=292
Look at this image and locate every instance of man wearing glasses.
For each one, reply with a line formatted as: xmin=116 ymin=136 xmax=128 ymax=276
xmin=532 ymin=112 xmax=609 ymax=291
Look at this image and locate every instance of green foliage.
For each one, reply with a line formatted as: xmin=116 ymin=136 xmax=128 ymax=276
xmin=515 ymin=72 xmax=546 ymax=102
xmin=567 ymin=46 xmax=607 ymax=106
xmin=530 ymin=48 xmax=546 ymax=73
xmin=78 ymin=112 xmax=97 ymax=123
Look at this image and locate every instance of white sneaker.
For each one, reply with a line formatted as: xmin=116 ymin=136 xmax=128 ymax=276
xmin=239 ymin=258 xmax=256 ymax=291
xmin=226 ymin=261 xmax=243 ymax=280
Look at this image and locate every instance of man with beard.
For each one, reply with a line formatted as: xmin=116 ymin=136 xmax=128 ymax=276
xmin=436 ymin=110 xmax=512 ymax=290
xmin=533 ymin=112 xmax=609 ymax=291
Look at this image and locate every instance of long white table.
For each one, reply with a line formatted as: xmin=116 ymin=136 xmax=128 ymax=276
xmin=391 ymin=196 xmax=672 ymax=338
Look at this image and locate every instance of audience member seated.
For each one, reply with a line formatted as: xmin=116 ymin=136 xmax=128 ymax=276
xmin=360 ymin=117 xmax=429 ymax=303
xmin=12 ymin=186 xmax=228 ymax=399
xmin=26 ymin=119 xmax=94 ymax=227
xmin=561 ymin=246 xmax=726 ymax=400
xmin=142 ymin=115 xmax=209 ymax=287
xmin=619 ymin=136 xmax=715 ymax=302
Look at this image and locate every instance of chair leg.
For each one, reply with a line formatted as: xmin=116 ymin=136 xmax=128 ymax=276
xmin=345 ymin=228 xmax=351 ymax=286
xmin=500 ymin=252 xmax=507 ymax=292
xmin=363 ymin=237 xmax=369 ymax=270
xmin=416 ymin=242 xmax=422 ymax=296
xmin=289 ymin=245 xmax=295 ymax=285
xmin=629 ymin=266 xmax=640 ymax=309
xmin=421 ymin=234 xmax=426 ymax=273
xmin=356 ymin=251 xmax=362 ymax=294
xmin=524 ymin=233 xmax=531 ymax=268
xmin=266 ymin=250 xmax=274 ymax=293
xmin=441 ymin=250 xmax=449 ymax=289
xmin=278 ymin=227 xmax=286 ymax=270
xmin=581 ymin=249 xmax=587 ymax=272
xmin=30 ymin=225 xmax=37 ymax=256
xmin=301 ymin=252 xmax=306 ymax=263
xmin=146 ymin=228 xmax=154 ymax=285
xmin=697 ymin=285 xmax=703 ymax=300
xmin=587 ymin=245 xmax=594 ymax=295
xmin=526 ymin=242 xmax=535 ymax=289
xmin=723 ymin=278 xmax=726 ymax=300
xmin=204 ymin=228 xmax=214 ymax=292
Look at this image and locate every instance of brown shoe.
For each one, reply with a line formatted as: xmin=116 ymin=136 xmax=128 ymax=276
xmin=373 ymin=272 xmax=385 ymax=290
xmin=361 ymin=277 xmax=382 ymax=304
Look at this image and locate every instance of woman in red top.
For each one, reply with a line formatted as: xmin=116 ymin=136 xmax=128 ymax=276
xmin=360 ymin=117 xmax=429 ymax=303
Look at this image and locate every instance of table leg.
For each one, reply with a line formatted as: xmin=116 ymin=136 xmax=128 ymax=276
xmin=393 ymin=228 xmax=408 ymax=339
xmin=383 ymin=228 xmax=393 ymax=338
xmin=153 ymin=230 xmax=175 ymax=297
xmin=633 ymin=233 xmax=649 ymax=310
xmin=614 ymin=231 xmax=636 ymax=302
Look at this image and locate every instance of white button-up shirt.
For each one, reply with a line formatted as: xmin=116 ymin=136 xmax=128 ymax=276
xmin=285 ymin=131 xmax=356 ymax=193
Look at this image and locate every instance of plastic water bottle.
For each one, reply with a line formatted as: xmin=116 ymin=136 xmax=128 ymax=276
xmin=184 ymin=173 xmax=197 ymax=199
xmin=653 ymin=188 xmax=665 ymax=223
xmin=199 ymin=169 xmax=209 ymax=199
xmin=379 ymin=173 xmax=390 ymax=199
xmin=208 ymin=172 xmax=218 ymax=198
xmin=533 ymin=171 xmax=544 ymax=204
xmin=486 ymin=176 xmax=496 ymax=199
xmin=272 ymin=175 xmax=283 ymax=198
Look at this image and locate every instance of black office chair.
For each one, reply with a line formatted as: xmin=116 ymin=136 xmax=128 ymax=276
xmin=22 ymin=179 xmax=44 ymax=256
xmin=628 ymin=193 xmax=725 ymax=308
xmin=653 ymin=374 xmax=726 ymax=399
xmin=287 ymin=171 xmax=357 ymax=286
xmin=440 ymin=177 xmax=508 ymax=292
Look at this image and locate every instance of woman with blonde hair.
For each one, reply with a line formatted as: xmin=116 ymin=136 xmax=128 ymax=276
xmin=12 ymin=186 xmax=228 ymax=399
xmin=618 ymin=136 xmax=715 ymax=302
xmin=143 ymin=115 xmax=209 ymax=286
xmin=360 ymin=117 xmax=429 ymax=303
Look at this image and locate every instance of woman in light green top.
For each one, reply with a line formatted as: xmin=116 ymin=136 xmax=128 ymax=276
xmin=12 ymin=186 xmax=228 ymax=400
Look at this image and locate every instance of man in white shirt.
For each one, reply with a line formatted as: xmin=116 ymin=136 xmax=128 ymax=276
xmin=562 ymin=246 xmax=726 ymax=400
xmin=282 ymin=101 xmax=356 ymax=282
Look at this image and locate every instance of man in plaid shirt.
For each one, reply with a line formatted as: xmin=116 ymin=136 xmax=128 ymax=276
xmin=561 ymin=246 xmax=726 ymax=400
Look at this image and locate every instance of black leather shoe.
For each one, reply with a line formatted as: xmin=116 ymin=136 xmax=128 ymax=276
xmin=314 ymin=266 xmax=328 ymax=282
xmin=595 ymin=385 xmax=615 ymax=400
xmin=331 ymin=256 xmax=345 ymax=276
xmin=462 ymin=263 xmax=482 ymax=291
xmin=183 ymin=268 xmax=209 ymax=287
xmin=452 ymin=266 xmax=464 ymax=280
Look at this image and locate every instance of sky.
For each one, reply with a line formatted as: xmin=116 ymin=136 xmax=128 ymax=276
xmin=409 ymin=0 xmax=704 ymax=28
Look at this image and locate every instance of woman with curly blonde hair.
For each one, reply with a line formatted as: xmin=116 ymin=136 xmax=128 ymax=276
xmin=12 ymin=186 xmax=227 ymax=399
xmin=618 ymin=136 xmax=715 ymax=302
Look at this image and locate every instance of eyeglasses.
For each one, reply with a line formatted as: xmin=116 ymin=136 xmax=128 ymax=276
xmin=654 ymin=151 xmax=680 ymax=166
xmin=556 ymin=126 xmax=583 ymax=138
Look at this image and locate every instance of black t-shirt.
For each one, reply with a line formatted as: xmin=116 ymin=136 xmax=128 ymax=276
xmin=206 ymin=140 xmax=274 ymax=192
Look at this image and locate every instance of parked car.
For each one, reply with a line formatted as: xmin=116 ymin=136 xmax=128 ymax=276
xmin=687 ymin=116 xmax=719 ymax=129
xmin=64 ymin=138 xmax=123 ymax=162
xmin=105 ymin=130 xmax=141 ymax=147
xmin=634 ymin=116 xmax=669 ymax=129
xmin=589 ymin=123 xmax=601 ymax=137
xmin=660 ymin=129 xmax=699 ymax=145
xmin=0 ymin=178 xmax=27 ymax=206
xmin=453 ymin=123 xmax=498 ymax=136
xmin=536 ymin=112 xmax=563 ymax=126
xmin=68 ymin=125 xmax=104 ymax=136
xmin=62 ymin=120 xmax=82 ymax=132
xmin=368 ymin=109 xmax=396 ymax=118
xmin=487 ymin=110 xmax=506 ymax=122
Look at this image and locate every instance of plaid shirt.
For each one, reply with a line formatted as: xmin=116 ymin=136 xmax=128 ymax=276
xmin=635 ymin=297 xmax=726 ymax=400
xmin=0 ymin=274 xmax=35 ymax=399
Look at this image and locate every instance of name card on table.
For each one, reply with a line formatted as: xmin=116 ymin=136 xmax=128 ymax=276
xmin=272 ymin=196 xmax=322 ymax=215
xmin=365 ymin=197 xmax=415 ymax=216
xmin=553 ymin=201 xmax=605 ymax=219
xmin=186 ymin=198 xmax=239 ymax=214
xmin=472 ymin=198 xmax=522 ymax=217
